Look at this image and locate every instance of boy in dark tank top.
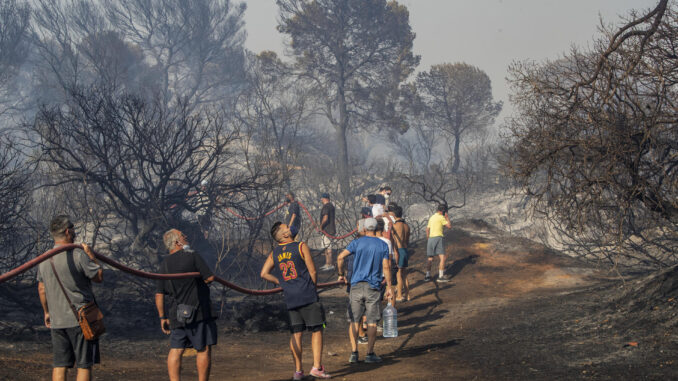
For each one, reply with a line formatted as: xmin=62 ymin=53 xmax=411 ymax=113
xmin=260 ymin=222 xmax=331 ymax=380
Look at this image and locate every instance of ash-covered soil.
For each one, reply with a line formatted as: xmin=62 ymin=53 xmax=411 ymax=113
xmin=1 ymin=220 xmax=677 ymax=380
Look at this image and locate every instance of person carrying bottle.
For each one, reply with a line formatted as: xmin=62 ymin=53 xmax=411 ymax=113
xmin=337 ymin=218 xmax=393 ymax=364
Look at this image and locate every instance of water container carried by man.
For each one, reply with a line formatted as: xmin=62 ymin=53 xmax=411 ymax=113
xmin=382 ymin=302 xmax=398 ymax=338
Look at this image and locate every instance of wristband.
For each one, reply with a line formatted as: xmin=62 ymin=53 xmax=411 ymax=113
xmin=159 ymin=316 xmax=167 ymax=320
xmin=337 ymin=272 xmax=345 ymax=277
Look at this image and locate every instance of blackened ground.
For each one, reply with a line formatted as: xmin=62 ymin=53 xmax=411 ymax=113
xmin=1 ymin=220 xmax=677 ymax=380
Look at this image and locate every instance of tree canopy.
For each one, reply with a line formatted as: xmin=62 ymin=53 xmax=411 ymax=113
xmin=277 ymin=0 xmax=419 ymax=195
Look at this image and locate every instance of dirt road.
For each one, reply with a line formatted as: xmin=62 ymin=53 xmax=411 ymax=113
xmin=2 ymin=222 xmax=676 ymax=380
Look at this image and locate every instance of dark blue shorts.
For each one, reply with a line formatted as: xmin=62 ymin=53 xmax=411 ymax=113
xmin=170 ymin=319 xmax=217 ymax=351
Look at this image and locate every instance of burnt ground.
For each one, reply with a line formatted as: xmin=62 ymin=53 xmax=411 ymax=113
xmin=1 ymin=220 xmax=678 ymax=380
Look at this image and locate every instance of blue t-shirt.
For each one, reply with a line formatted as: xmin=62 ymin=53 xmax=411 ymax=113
xmin=346 ymin=236 xmax=389 ymax=290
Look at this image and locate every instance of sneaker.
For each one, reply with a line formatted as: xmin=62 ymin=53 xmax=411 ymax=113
xmin=348 ymin=351 xmax=359 ymax=364
xmin=320 ymin=264 xmax=335 ymax=271
xmin=358 ymin=336 xmax=368 ymax=344
xmin=364 ymin=353 xmax=382 ymax=363
xmin=293 ymin=370 xmax=304 ymax=380
xmin=310 ymin=365 xmax=331 ymax=379
xmin=436 ymin=275 xmax=450 ymax=283
xmin=424 ymin=273 xmax=431 ymax=281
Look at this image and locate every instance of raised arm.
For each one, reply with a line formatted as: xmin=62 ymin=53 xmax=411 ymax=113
xmin=444 ymin=213 xmax=452 ymax=229
xmin=82 ymin=243 xmax=103 ymax=283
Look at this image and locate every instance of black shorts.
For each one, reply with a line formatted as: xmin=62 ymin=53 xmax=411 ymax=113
xmin=170 ymin=319 xmax=218 ymax=351
xmin=51 ymin=327 xmax=100 ymax=369
xmin=288 ymin=302 xmax=325 ymax=333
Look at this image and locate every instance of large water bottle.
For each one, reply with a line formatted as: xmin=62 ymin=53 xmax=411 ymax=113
xmin=382 ymin=302 xmax=398 ymax=338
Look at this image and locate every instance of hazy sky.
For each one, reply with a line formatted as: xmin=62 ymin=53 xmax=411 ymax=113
xmin=243 ymin=0 xmax=659 ymax=120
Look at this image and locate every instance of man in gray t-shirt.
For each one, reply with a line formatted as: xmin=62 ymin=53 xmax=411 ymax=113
xmin=37 ymin=215 xmax=103 ymax=381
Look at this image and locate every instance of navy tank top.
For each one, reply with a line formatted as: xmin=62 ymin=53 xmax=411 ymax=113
xmin=271 ymin=241 xmax=318 ymax=309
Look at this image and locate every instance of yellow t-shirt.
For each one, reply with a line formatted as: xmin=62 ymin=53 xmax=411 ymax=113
xmin=427 ymin=213 xmax=448 ymax=238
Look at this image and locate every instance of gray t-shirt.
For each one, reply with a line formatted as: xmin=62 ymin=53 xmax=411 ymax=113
xmin=37 ymin=248 xmax=101 ymax=329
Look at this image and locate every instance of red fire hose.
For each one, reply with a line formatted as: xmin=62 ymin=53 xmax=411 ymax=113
xmin=0 ymin=244 xmax=343 ymax=295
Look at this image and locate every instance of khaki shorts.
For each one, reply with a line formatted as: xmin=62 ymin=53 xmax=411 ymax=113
xmin=321 ymin=235 xmax=334 ymax=249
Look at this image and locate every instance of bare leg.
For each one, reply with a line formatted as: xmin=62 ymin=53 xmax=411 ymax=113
xmin=311 ymin=330 xmax=323 ymax=369
xmin=52 ymin=367 xmax=67 ymax=381
xmin=366 ymin=324 xmax=378 ymax=354
xmin=290 ymin=332 xmax=303 ymax=372
xmin=350 ymin=322 xmax=360 ymax=353
xmin=439 ymin=254 xmax=447 ymax=272
xmin=324 ymin=247 xmax=333 ymax=267
xmin=75 ymin=368 xmax=91 ymax=381
xmin=196 ymin=346 xmax=211 ymax=381
xmin=168 ymin=348 xmax=184 ymax=381
xmin=396 ymin=268 xmax=404 ymax=299
xmin=403 ymin=268 xmax=410 ymax=299
xmin=426 ymin=257 xmax=433 ymax=273
xmin=348 ymin=323 xmax=358 ymax=352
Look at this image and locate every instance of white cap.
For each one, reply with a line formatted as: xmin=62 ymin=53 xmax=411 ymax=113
xmin=363 ymin=218 xmax=378 ymax=231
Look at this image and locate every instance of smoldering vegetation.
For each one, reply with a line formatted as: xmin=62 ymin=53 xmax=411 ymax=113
xmin=0 ymin=0 xmax=676 ymax=338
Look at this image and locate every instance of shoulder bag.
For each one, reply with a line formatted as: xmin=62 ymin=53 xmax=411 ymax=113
xmin=50 ymin=256 xmax=105 ymax=340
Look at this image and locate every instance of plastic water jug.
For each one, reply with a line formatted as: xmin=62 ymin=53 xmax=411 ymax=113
xmin=382 ymin=302 xmax=398 ymax=338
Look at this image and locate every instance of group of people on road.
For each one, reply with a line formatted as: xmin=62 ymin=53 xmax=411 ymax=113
xmin=36 ymin=187 xmax=453 ymax=381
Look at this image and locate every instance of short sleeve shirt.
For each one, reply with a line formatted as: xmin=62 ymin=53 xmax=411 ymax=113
xmin=427 ymin=213 xmax=448 ymax=237
xmin=378 ymin=237 xmax=393 ymax=259
xmin=37 ymin=248 xmax=101 ymax=329
xmin=346 ymin=236 xmax=389 ymax=289
xmin=371 ymin=204 xmax=385 ymax=218
xmin=287 ymin=202 xmax=301 ymax=230
xmin=374 ymin=194 xmax=386 ymax=205
xmin=156 ymin=250 xmax=214 ymax=328
xmin=320 ymin=203 xmax=336 ymax=235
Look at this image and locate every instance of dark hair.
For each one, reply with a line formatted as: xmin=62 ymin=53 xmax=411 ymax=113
xmin=375 ymin=217 xmax=385 ymax=232
xmin=367 ymin=194 xmax=376 ymax=204
xmin=388 ymin=202 xmax=399 ymax=212
xmin=270 ymin=221 xmax=283 ymax=240
xmin=50 ymin=215 xmax=73 ymax=239
xmin=286 ymin=191 xmax=295 ymax=200
xmin=393 ymin=205 xmax=403 ymax=218
xmin=437 ymin=204 xmax=448 ymax=213
xmin=381 ymin=186 xmax=392 ymax=192
xmin=360 ymin=206 xmax=372 ymax=217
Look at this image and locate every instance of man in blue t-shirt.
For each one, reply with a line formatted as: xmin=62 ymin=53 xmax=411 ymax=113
xmin=337 ymin=218 xmax=393 ymax=364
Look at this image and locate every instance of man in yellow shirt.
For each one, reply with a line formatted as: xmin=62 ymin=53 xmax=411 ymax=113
xmin=425 ymin=204 xmax=452 ymax=282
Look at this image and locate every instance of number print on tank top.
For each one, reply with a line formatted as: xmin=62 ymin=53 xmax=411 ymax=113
xmin=279 ymin=261 xmax=298 ymax=281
